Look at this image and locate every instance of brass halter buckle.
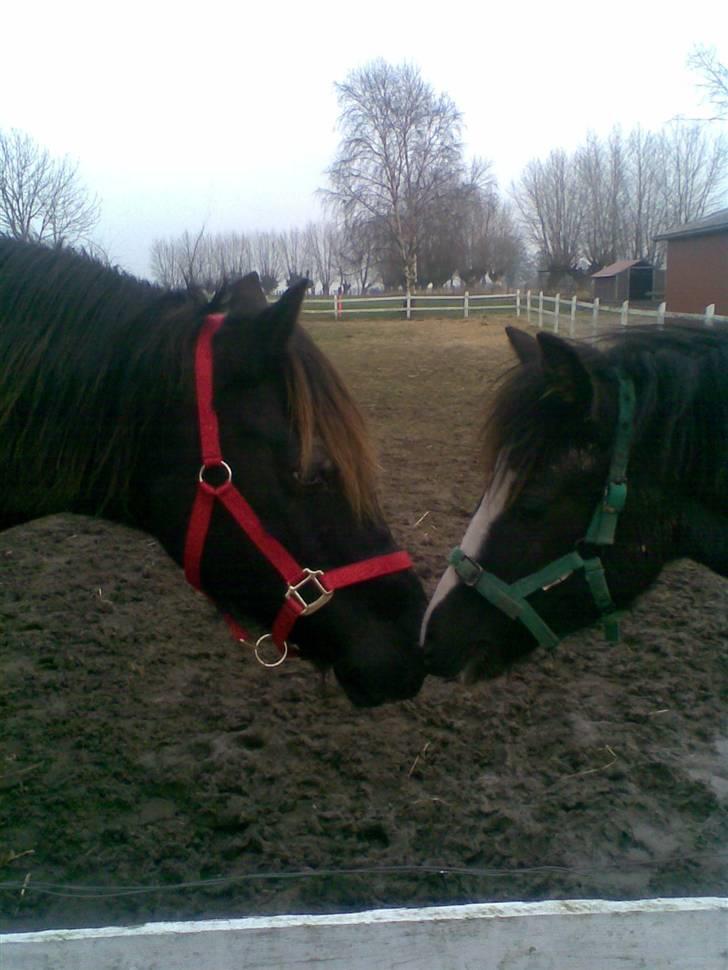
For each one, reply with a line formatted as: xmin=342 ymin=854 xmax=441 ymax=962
xmin=285 ymin=568 xmax=334 ymax=616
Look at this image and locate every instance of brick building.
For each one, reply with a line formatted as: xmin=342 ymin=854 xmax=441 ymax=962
xmin=655 ymin=208 xmax=728 ymax=315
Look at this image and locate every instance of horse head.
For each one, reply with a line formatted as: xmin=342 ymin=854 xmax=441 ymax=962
xmin=422 ymin=323 xmax=727 ymax=682
xmin=138 ymin=272 xmax=426 ymax=706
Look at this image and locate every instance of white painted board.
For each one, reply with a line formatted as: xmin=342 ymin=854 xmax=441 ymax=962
xmin=2 ymin=897 xmax=727 ymax=970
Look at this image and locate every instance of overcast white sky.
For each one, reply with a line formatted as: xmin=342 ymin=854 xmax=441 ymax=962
xmin=2 ymin=0 xmax=726 ymax=278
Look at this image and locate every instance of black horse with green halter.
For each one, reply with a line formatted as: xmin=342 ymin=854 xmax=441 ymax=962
xmin=448 ymin=374 xmax=636 ymax=650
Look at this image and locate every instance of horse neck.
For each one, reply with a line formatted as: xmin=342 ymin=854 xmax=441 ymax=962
xmin=615 ymin=330 xmax=727 ymax=575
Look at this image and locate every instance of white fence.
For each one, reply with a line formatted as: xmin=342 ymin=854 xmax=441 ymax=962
xmin=4 ymin=897 xmax=727 ymax=969
xmin=302 ymin=292 xmax=519 ymax=320
xmin=525 ymin=291 xmax=726 ymax=336
xmin=301 ymin=290 xmax=725 ymax=333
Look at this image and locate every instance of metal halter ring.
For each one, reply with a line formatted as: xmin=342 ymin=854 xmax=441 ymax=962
xmin=253 ymin=634 xmax=288 ymax=668
xmin=198 ymin=460 xmax=232 ymax=488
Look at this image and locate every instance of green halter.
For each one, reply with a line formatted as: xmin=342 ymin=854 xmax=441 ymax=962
xmin=449 ymin=375 xmax=636 ymax=649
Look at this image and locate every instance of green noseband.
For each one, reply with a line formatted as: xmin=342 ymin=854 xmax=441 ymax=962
xmin=449 ymin=374 xmax=636 ymax=649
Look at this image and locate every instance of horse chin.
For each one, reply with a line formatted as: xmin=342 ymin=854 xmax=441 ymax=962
xmin=329 ymin=638 xmax=425 ymax=708
xmin=460 ymin=645 xmax=512 ymax=682
xmin=426 ymin=636 xmax=512 ymax=682
xmin=333 ymin=657 xmax=425 ymax=708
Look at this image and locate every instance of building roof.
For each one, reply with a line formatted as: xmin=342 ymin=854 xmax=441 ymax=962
xmin=654 ymin=207 xmax=728 ymax=241
xmin=591 ymin=259 xmax=650 ymax=278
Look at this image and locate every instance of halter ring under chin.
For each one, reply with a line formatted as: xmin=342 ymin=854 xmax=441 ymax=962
xmin=254 ymin=634 xmax=289 ymax=668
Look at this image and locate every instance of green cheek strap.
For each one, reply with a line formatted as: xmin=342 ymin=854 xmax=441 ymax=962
xmin=449 ymin=374 xmax=634 ymax=649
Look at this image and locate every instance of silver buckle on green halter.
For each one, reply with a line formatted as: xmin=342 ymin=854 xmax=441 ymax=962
xmin=450 ymin=373 xmax=635 ymax=650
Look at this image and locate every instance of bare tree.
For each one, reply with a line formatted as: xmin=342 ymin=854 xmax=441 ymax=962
xmin=150 ymin=237 xmax=184 ymax=288
xmin=623 ymin=126 xmax=667 ymax=263
xmin=278 ymin=228 xmax=309 ymax=287
xmin=150 ymin=229 xmax=252 ymax=290
xmin=479 ymin=202 xmax=525 ymax=287
xmin=513 ymin=149 xmax=584 ymax=283
xmin=149 ymin=227 xmax=209 ymax=289
xmin=659 ymin=122 xmax=728 ymax=227
xmin=457 ymin=158 xmax=501 ymax=286
xmin=208 ymin=231 xmax=252 ymax=282
xmin=250 ymin=231 xmax=280 ymax=294
xmin=514 ymin=122 xmax=726 ymax=280
xmin=577 ymin=130 xmax=629 ymax=270
xmin=324 ymin=60 xmax=465 ymax=296
xmin=688 ymin=45 xmax=728 ymax=121
xmin=304 ymin=221 xmax=338 ymax=296
xmin=0 ymin=128 xmax=99 ymax=246
xmin=337 ymin=215 xmax=378 ymax=293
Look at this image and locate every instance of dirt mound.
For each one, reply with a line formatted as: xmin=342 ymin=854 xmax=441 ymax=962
xmin=2 ymin=319 xmax=726 ymax=930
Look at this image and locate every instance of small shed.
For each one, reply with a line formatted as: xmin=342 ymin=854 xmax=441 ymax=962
xmin=591 ymin=259 xmax=654 ymax=304
xmin=654 ymin=208 xmax=728 ymax=315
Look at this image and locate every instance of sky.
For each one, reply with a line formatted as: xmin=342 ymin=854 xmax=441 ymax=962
xmin=2 ymin=0 xmax=727 ymax=279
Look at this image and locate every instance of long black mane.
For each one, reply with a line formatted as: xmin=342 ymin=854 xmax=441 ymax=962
xmin=0 ymin=239 xmax=204 ymax=519
xmin=0 ymin=239 xmax=380 ymax=525
xmin=482 ymin=323 xmax=728 ymax=508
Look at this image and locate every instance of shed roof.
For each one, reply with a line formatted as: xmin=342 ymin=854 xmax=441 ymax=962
xmin=654 ymin=207 xmax=728 ymax=241
xmin=591 ymin=259 xmax=650 ymax=279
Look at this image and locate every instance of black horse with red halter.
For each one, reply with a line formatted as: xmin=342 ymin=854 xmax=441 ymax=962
xmin=184 ymin=312 xmax=414 ymax=665
xmin=0 ymin=241 xmax=426 ymax=706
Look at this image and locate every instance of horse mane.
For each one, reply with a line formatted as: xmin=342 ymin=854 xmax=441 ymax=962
xmin=481 ymin=323 xmax=728 ymax=506
xmin=0 ymin=239 xmax=199 ymax=517
xmin=0 ymin=239 xmax=380 ymax=522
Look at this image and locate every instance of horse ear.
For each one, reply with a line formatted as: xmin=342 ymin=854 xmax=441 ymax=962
xmin=225 ymin=272 xmax=268 ymax=314
xmin=254 ymin=277 xmax=309 ymax=355
xmin=537 ymin=332 xmax=593 ymax=408
xmin=506 ymin=326 xmax=539 ymax=364
xmin=214 ymin=277 xmax=309 ymax=382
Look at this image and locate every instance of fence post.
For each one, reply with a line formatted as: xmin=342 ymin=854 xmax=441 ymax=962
xmin=333 ymin=294 xmax=339 ymax=320
xmin=464 ymin=291 xmax=469 ymax=319
xmin=538 ymin=291 xmax=544 ymax=328
xmin=657 ymin=301 xmax=666 ymax=328
xmin=527 ymin=290 xmax=532 ymax=322
xmin=516 ymin=289 xmax=521 ymax=317
xmin=620 ymin=300 xmax=629 ymax=326
xmin=705 ymin=303 xmax=715 ymax=327
xmin=406 ymin=291 xmax=411 ymax=321
xmin=554 ymin=293 xmax=560 ymax=333
xmin=570 ymin=295 xmax=577 ymax=337
xmin=592 ymin=296 xmax=600 ymax=333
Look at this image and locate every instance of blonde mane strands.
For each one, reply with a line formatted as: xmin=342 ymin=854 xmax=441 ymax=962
xmin=285 ymin=336 xmax=382 ymax=522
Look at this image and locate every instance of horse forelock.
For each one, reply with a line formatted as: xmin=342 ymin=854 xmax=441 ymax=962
xmin=480 ymin=323 xmax=728 ymax=503
xmin=478 ymin=361 xmax=553 ymax=502
xmin=285 ymin=329 xmax=381 ymax=522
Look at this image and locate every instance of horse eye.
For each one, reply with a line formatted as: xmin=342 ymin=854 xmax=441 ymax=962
xmin=292 ymin=469 xmax=324 ymax=487
xmin=293 ymin=461 xmax=335 ymax=487
xmin=293 ymin=455 xmax=335 ymax=488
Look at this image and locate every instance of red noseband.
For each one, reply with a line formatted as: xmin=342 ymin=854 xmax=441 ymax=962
xmin=183 ymin=314 xmax=413 ymax=663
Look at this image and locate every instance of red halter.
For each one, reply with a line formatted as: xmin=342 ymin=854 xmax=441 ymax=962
xmin=183 ymin=313 xmax=413 ymax=664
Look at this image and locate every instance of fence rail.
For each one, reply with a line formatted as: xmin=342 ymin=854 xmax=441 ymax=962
xmin=300 ymin=290 xmax=725 ymax=331
xmin=4 ymin=897 xmax=727 ymax=970
xmin=525 ymin=291 xmax=725 ymax=337
xmin=301 ymin=291 xmax=520 ymax=320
